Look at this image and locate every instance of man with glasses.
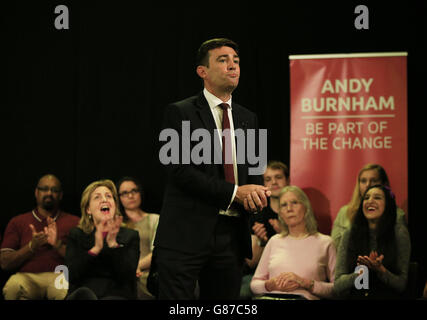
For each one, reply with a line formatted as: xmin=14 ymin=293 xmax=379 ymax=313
xmin=0 ymin=174 xmax=79 ymax=299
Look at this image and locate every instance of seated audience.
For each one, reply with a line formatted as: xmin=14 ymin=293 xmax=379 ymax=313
xmin=0 ymin=174 xmax=79 ymax=300
xmin=331 ymin=163 xmax=406 ymax=248
xmin=117 ymin=176 xmax=159 ymax=299
xmin=249 ymin=161 xmax=289 ymax=247
xmin=333 ymin=184 xmax=410 ymax=299
xmin=250 ymin=186 xmax=336 ymax=300
xmin=240 ymin=161 xmax=289 ymax=299
xmin=65 ymin=179 xmax=139 ymax=300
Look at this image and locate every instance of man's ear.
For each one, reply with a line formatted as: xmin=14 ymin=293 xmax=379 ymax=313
xmin=196 ymin=65 xmax=207 ymax=79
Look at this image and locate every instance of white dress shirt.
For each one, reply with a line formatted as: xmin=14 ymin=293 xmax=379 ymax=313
xmin=203 ymin=88 xmax=239 ymax=215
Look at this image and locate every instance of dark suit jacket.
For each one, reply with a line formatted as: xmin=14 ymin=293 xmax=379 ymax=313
xmin=65 ymin=226 xmax=140 ymax=299
xmin=154 ymin=92 xmax=263 ymax=259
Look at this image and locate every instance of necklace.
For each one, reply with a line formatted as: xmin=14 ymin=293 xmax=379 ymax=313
xmin=288 ymin=233 xmax=309 ymax=240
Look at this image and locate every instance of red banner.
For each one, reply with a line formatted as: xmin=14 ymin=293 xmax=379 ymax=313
xmin=289 ymin=53 xmax=407 ymax=234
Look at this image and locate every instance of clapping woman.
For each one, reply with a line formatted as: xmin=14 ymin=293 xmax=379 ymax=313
xmin=334 ymin=184 xmax=410 ymax=299
xmin=65 ymin=179 xmax=139 ymax=300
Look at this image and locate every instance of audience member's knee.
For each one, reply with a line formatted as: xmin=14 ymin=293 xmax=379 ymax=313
xmin=3 ymin=274 xmax=28 ymax=300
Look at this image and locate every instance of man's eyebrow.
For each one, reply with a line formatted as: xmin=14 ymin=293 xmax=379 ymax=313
xmin=216 ymin=54 xmax=240 ymax=59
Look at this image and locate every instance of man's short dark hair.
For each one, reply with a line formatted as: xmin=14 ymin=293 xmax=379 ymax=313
xmin=196 ymin=38 xmax=239 ymax=67
xmin=267 ymin=161 xmax=290 ymax=180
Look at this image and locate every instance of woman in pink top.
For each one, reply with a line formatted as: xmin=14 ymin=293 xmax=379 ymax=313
xmin=250 ymin=185 xmax=336 ymax=300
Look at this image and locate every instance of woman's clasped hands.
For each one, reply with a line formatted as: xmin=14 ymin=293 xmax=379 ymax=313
xmin=90 ymin=215 xmax=123 ymax=255
xmin=265 ymin=272 xmax=311 ymax=293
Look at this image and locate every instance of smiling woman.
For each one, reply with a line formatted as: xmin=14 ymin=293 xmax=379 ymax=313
xmin=363 ymin=187 xmax=386 ymax=228
xmin=333 ymin=184 xmax=411 ymax=299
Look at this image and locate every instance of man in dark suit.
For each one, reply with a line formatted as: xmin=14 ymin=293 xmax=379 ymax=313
xmin=154 ymin=38 xmax=270 ymax=299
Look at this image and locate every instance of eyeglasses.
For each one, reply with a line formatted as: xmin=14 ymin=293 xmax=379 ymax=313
xmin=37 ymin=186 xmax=62 ymax=193
xmin=119 ymin=188 xmax=139 ymax=197
xmin=280 ymin=200 xmax=300 ymax=210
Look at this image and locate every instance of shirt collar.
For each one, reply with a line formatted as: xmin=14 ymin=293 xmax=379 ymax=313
xmin=32 ymin=209 xmax=60 ymax=222
xmin=203 ymin=88 xmax=232 ymax=110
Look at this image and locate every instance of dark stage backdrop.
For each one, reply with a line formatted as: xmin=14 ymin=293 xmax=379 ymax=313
xmin=1 ymin=1 xmax=425 ymax=282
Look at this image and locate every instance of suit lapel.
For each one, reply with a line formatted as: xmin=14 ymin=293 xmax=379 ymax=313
xmin=196 ymin=92 xmax=217 ymax=132
xmin=231 ymin=103 xmax=248 ymax=185
xmin=196 ymin=93 xmax=223 ymax=166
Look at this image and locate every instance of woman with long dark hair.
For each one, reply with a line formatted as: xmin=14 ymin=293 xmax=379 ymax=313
xmin=116 ymin=176 xmax=159 ymax=299
xmin=331 ymin=163 xmax=406 ymax=249
xmin=334 ymin=184 xmax=410 ymax=299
